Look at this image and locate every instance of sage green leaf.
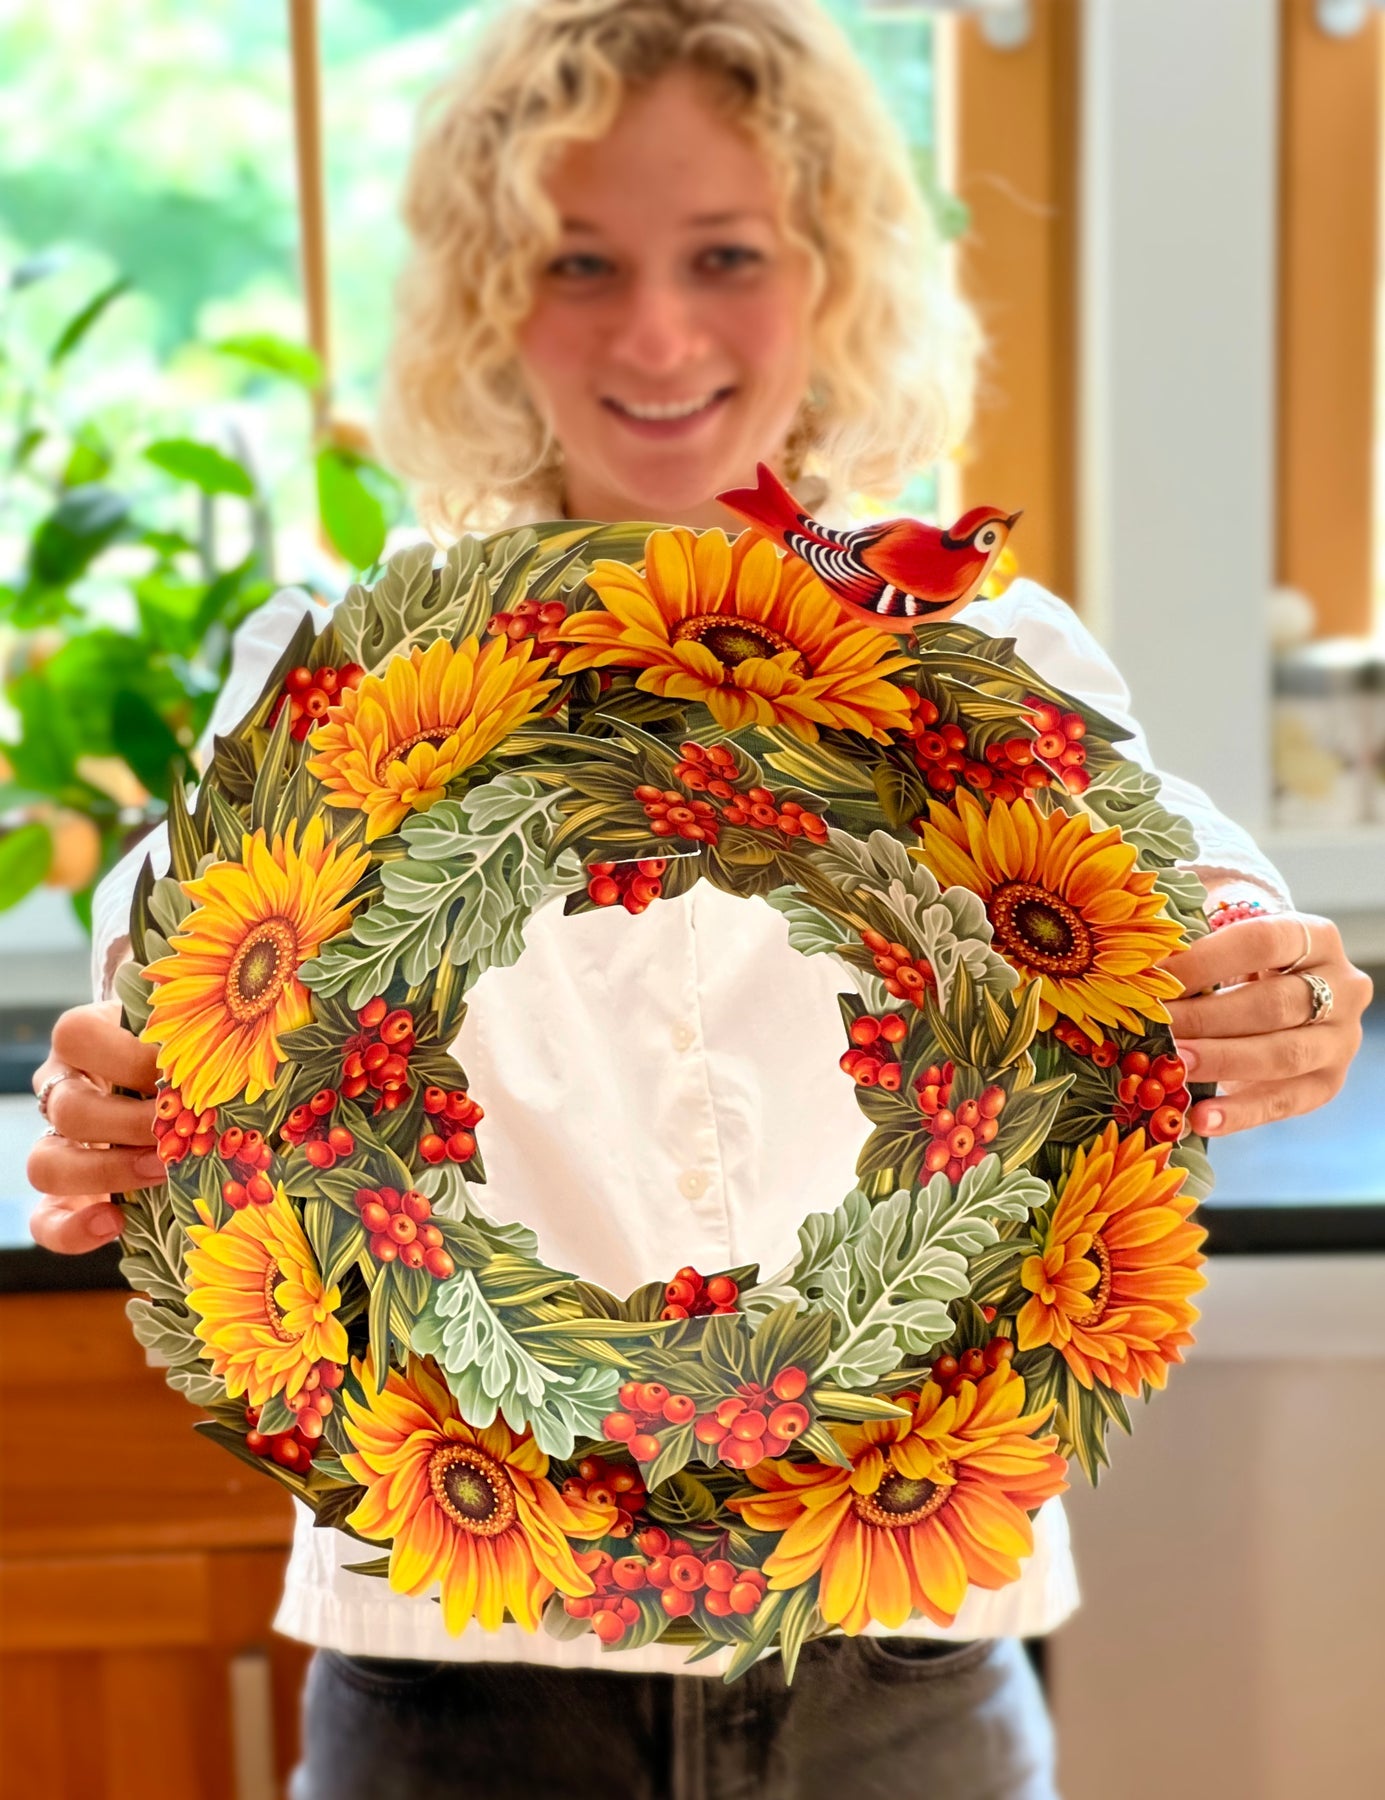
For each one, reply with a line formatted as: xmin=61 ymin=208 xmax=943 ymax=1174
xmin=1081 ymin=761 xmax=1198 ymax=863
xmin=299 ymin=776 xmax=582 ymax=1008
xmin=744 ymin=1160 xmax=1042 ymax=1388
xmin=412 ymin=1269 xmax=623 ymax=1458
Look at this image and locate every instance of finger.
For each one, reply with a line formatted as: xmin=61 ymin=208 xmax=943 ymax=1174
xmin=1176 ymin=1024 xmax=1341 ymax=1086
xmin=1160 ymin=913 xmax=1322 ymax=994
xmin=50 ymin=1004 xmax=160 ymax=1094
xmin=46 ymin=1078 xmax=158 ymax=1148
xmin=1165 ymin=971 xmax=1317 ymax=1040
xmin=26 ymin=1134 xmax=166 ymax=1198
xmin=28 ymin=1193 xmax=128 ymax=1255
xmin=1191 ymin=1071 xmax=1341 ymax=1137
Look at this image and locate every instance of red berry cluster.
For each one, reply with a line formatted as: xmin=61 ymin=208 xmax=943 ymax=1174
xmin=633 ymin=782 xmax=721 ymax=846
xmin=486 ymin=597 xmax=568 ymax=659
xmin=673 ymin=741 xmax=828 ymax=841
xmin=859 ymin=927 xmax=936 ymax=1010
xmin=691 ymin=1367 xmax=811 ymax=1470
xmin=341 ymin=997 xmax=415 ymax=1115
xmin=560 ymin=1454 xmax=648 ymax=1541
xmin=280 ymin=1087 xmax=356 ymax=1170
xmin=928 ymin=1334 xmax=1015 ymax=1400
xmin=904 ymin=690 xmax=1045 ymax=803
xmin=586 ymin=858 xmax=668 ymax=915
xmin=353 ymin=1185 xmax=456 ymax=1279
xmin=1112 ymin=1050 xmax=1189 ymax=1144
xmin=153 ymin=1087 xmax=217 ymax=1166
xmin=418 ymin=1086 xmax=484 ymax=1166
xmin=602 ymin=1381 xmax=700 ymax=1464
xmin=1024 ymin=696 xmax=1090 ymax=796
xmin=272 ymin=662 xmax=365 ymax=743
xmin=1053 ymin=1020 xmax=1121 ymax=1066
xmin=242 ymin=1364 xmax=341 ymax=1470
xmin=567 ymin=1534 xmax=768 ymax=1642
xmin=915 ymin=1068 xmax=1007 ymax=1182
xmin=839 ymin=1011 xmax=909 ymax=1091
xmin=660 ymin=1264 xmax=739 ymax=1322
xmin=219 ymin=1127 xmax=276 ymax=1209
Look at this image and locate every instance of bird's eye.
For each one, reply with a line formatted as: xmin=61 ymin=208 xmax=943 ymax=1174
xmin=979 ymin=528 xmax=997 ymax=547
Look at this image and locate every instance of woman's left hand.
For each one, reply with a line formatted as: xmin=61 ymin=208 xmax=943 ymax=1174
xmin=1160 ymin=913 xmax=1373 ymax=1137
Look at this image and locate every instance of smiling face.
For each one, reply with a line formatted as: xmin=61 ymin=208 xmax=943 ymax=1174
xmin=513 ymin=67 xmax=819 ymax=530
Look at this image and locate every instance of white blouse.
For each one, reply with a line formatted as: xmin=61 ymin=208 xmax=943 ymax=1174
xmin=92 ymin=549 xmax=1291 ymax=1679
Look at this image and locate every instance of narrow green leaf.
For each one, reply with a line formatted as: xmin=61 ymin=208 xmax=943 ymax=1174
xmin=316 ymin=445 xmax=387 ymax=571
xmin=145 ymin=438 xmax=255 ymax=497
xmin=0 ymin=823 xmax=52 ymax=908
xmin=49 ymin=276 xmax=132 ymax=366
xmin=215 ymin=333 xmax=323 ymax=389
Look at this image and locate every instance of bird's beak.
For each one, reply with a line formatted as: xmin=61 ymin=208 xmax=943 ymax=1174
xmin=1004 ymin=511 xmax=1023 ymax=529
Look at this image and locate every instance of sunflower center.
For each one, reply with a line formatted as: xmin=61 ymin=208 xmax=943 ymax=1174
xmin=261 ymin=1261 xmax=298 ymax=1343
xmin=380 ymin=726 xmax=459 ymax=772
xmin=428 ymin=1443 xmax=518 ymax=1538
xmin=671 ymin=615 xmax=811 ymax=679
xmin=988 ymin=880 xmax=1095 ymax=977
xmin=1074 ymin=1234 xmax=1114 ymax=1325
xmin=852 ymin=1458 xmax=954 ymax=1530
xmin=225 ymin=917 xmax=299 ymax=1024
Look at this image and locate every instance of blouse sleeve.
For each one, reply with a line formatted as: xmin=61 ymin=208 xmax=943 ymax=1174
xmin=90 ymin=585 xmax=334 ymax=1000
xmin=971 ymin=579 xmax=1293 ymax=907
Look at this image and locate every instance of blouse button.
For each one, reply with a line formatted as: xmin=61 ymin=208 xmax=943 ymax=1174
xmin=678 ymin=1169 xmax=709 ymax=1200
xmin=671 ymin=1022 xmax=696 ymax=1053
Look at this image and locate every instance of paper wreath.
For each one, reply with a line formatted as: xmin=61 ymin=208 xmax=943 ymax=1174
xmin=117 ymin=485 xmax=1214 ymax=1679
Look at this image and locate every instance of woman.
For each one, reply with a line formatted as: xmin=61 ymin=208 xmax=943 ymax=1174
xmin=26 ymin=3 xmax=1371 ymax=1796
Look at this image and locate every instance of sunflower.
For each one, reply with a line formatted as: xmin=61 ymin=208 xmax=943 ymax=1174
xmin=554 ymin=526 xmax=913 ymax=742
xmin=729 ymin=1366 xmax=1068 ymax=1633
xmin=306 ymin=634 xmax=556 ymax=840
xmin=340 ymin=1353 xmax=617 ymax=1635
xmin=1017 ymin=1123 xmax=1207 ymax=1396
xmin=911 ymin=789 xmax=1185 ymax=1038
xmin=141 ymin=818 xmax=368 ymax=1113
xmin=184 ymin=1183 xmax=348 ymax=1407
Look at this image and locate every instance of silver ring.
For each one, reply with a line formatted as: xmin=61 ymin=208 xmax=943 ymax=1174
xmin=1298 ymin=970 xmax=1334 ymax=1024
xmin=1280 ymin=916 xmax=1314 ymax=975
xmin=36 ymin=1070 xmax=80 ymax=1122
xmin=37 ymin=1121 xmax=100 ymax=1150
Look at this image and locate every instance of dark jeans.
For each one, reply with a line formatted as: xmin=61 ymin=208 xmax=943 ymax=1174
xmin=289 ymin=1635 xmax=1058 ymax=1799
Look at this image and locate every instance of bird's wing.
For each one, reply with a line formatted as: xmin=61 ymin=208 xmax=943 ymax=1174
xmin=784 ymin=522 xmax=891 ymax=609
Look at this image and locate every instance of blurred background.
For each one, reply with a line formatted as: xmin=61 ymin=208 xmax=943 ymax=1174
xmin=1 ymin=2 xmax=1383 ymax=1797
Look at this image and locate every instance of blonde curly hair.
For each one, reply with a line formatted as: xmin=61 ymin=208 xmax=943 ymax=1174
xmin=374 ymin=0 xmax=979 ymax=537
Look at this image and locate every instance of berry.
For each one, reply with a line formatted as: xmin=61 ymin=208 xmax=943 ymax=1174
xmin=603 ymin=1412 xmax=637 ymax=1442
xmin=767 ymin=1402 xmax=809 ymax=1440
xmin=661 ymin=1587 xmax=696 ymax=1618
xmin=629 ymin=1433 xmax=661 ymax=1463
xmin=770 ymin=1366 xmax=808 ymax=1401
xmin=727 ymin=1582 xmax=762 ymax=1616
xmin=668 ymin=1556 xmax=705 ymax=1593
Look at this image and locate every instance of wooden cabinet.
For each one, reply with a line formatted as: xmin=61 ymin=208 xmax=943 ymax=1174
xmin=0 ymin=1290 xmax=310 ymax=1800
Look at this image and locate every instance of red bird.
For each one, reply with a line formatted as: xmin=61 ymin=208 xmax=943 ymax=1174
xmin=716 ymin=462 xmax=1021 ymax=631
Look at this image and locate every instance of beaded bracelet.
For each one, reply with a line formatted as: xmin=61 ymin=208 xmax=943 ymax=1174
xmin=1207 ymin=898 xmax=1268 ymax=930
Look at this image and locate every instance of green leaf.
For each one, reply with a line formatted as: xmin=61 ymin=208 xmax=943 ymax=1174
xmin=1081 ymin=761 xmax=1198 ymax=864
xmin=332 ymin=536 xmax=492 ymax=672
xmin=145 ymin=438 xmax=255 ymax=498
xmin=747 ymin=1162 xmax=1042 ymax=1388
xmin=316 ymin=444 xmax=387 ymax=570
xmin=300 ymin=777 xmax=582 ymax=1007
xmin=111 ymin=691 xmax=186 ymax=801
xmin=0 ymin=824 xmax=52 ymax=908
xmin=49 ymin=276 xmax=132 ymax=366
xmin=27 ymin=483 xmax=129 ymax=585
xmin=215 ymin=333 xmax=323 ymax=389
xmin=412 ymin=1269 xmax=624 ymax=1458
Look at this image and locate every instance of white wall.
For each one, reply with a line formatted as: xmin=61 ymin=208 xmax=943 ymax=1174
xmin=1079 ymin=0 xmax=1280 ymax=835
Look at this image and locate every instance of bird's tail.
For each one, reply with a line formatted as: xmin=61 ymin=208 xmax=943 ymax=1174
xmin=716 ymin=462 xmax=808 ymax=546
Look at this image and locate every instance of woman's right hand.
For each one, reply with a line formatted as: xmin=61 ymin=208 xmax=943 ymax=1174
xmin=26 ymin=1000 xmax=166 ymax=1254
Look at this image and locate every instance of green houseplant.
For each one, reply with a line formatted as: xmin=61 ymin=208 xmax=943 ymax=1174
xmin=0 ymin=254 xmax=403 ymax=928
